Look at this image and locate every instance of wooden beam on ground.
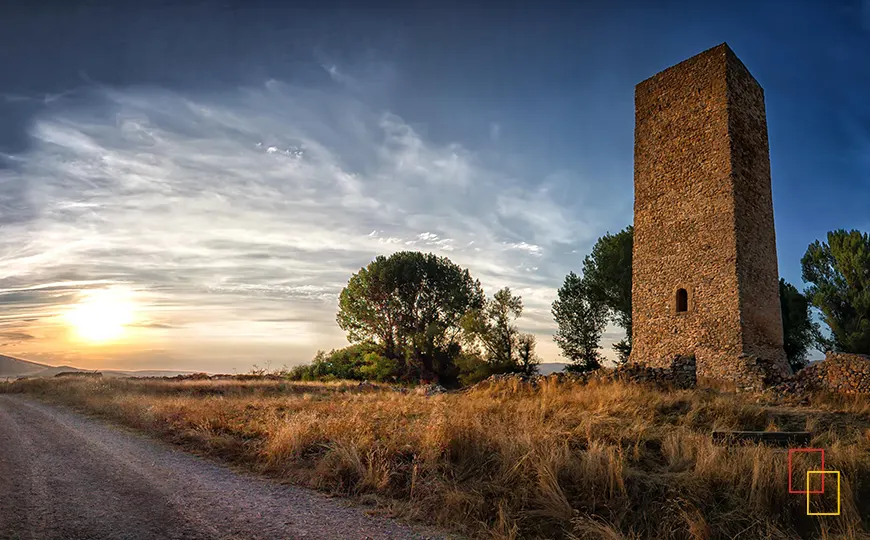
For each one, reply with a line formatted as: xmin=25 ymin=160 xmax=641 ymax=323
xmin=712 ymin=431 xmax=812 ymax=447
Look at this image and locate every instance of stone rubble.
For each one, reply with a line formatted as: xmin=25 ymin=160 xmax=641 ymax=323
xmin=414 ymin=384 xmax=448 ymax=396
xmin=475 ymin=352 xmax=870 ymax=398
xmin=477 ymin=355 xmax=698 ymax=391
xmin=773 ymin=352 xmax=870 ymax=396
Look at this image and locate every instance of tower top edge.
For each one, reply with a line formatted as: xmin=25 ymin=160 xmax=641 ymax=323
xmin=635 ymin=42 xmax=762 ymax=93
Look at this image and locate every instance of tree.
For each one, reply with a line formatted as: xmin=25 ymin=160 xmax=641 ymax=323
xmin=359 ymin=352 xmax=399 ymax=382
xmin=516 ymin=333 xmax=540 ymax=375
xmin=337 ymin=251 xmax=485 ymax=382
xmin=801 ymin=230 xmax=870 ymax=354
xmin=552 ymin=272 xmax=607 ymax=372
xmin=465 ymin=287 xmax=523 ymax=367
xmin=454 ymin=351 xmax=489 ymax=386
xmin=779 ymin=279 xmax=820 ymax=372
xmin=461 ymin=287 xmax=524 ymax=369
xmin=304 ymin=343 xmax=378 ymax=380
xmin=459 ymin=287 xmax=539 ymax=382
xmin=581 ymin=226 xmax=633 ymax=361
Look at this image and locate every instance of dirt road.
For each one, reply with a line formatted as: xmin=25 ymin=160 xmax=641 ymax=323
xmin=0 ymin=395 xmax=449 ymax=540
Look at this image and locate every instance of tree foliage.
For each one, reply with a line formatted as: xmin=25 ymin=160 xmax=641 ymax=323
xmin=779 ymin=279 xmax=820 ymax=372
xmin=336 ymin=251 xmax=485 ymax=383
xmin=462 ymin=287 xmax=522 ymax=366
xmin=801 ymin=229 xmax=870 ymax=354
xmin=552 ymin=272 xmax=607 ymax=372
xmin=551 ymin=227 xmax=632 ymax=369
xmin=358 ymin=351 xmax=400 ymax=382
xmin=460 ymin=287 xmax=539 ymax=383
xmin=286 ymin=343 xmax=381 ymax=381
xmin=580 ymin=226 xmax=633 ymax=360
xmin=516 ymin=333 xmax=540 ymax=376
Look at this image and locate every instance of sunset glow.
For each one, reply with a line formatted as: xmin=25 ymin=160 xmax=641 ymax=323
xmin=65 ymin=288 xmax=137 ymax=343
xmin=0 ymin=3 xmax=863 ymax=373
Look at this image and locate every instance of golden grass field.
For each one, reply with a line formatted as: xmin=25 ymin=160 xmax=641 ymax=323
xmin=3 ymin=377 xmax=869 ymax=539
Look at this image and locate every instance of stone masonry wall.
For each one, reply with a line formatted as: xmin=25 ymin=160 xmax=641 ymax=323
xmin=630 ymin=43 xmax=791 ymax=387
xmin=632 ymin=44 xmax=741 ymax=375
xmin=778 ymin=352 xmax=870 ymax=395
xmin=726 ymin=49 xmax=790 ymax=377
xmin=608 ymin=355 xmax=697 ymax=390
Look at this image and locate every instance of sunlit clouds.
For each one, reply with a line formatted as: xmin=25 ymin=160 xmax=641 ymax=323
xmin=0 ymin=81 xmax=620 ymax=371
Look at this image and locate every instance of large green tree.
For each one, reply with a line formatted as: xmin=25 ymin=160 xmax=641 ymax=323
xmin=337 ymin=251 xmax=485 ymax=382
xmin=801 ymin=229 xmax=870 ymax=354
xmin=581 ymin=226 xmax=633 ymax=360
xmin=551 ymin=272 xmax=607 ymax=372
xmin=779 ymin=278 xmax=820 ymax=371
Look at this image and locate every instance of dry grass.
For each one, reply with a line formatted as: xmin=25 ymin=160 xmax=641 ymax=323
xmin=3 ymin=377 xmax=869 ymax=539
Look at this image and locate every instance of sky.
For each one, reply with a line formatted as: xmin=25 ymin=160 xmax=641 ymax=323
xmin=0 ymin=2 xmax=868 ymax=372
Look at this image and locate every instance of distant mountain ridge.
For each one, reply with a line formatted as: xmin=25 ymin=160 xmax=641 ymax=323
xmin=0 ymin=354 xmax=50 ymax=376
xmin=537 ymin=362 xmax=566 ymax=375
xmin=0 ymin=354 xmax=195 ymax=379
xmin=0 ymin=353 xmax=566 ymax=380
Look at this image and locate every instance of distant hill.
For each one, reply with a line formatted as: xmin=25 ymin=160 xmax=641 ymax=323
xmin=104 ymin=369 xmax=199 ymax=378
xmin=0 ymin=354 xmax=51 ymax=377
xmin=27 ymin=365 xmax=99 ymax=378
xmin=0 ymin=354 xmax=195 ymax=380
xmin=537 ymin=362 xmax=566 ymax=375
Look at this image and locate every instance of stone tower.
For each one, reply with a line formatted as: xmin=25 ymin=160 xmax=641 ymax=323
xmin=630 ymin=43 xmax=791 ymax=387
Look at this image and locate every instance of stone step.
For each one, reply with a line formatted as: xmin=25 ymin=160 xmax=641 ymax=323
xmin=711 ymin=431 xmax=812 ymax=447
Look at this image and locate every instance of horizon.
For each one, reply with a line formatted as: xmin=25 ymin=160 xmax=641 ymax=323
xmin=1 ymin=2 xmax=868 ymax=373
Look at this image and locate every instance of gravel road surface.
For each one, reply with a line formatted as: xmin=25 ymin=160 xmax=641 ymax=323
xmin=0 ymin=395 xmax=451 ymax=540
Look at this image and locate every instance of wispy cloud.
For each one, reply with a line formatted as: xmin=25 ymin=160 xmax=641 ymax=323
xmin=0 ymin=80 xmax=617 ymax=370
xmin=489 ymin=122 xmax=501 ymax=142
xmin=0 ymin=332 xmax=35 ymax=345
xmin=128 ymin=322 xmax=179 ymax=329
xmin=322 ymin=64 xmax=357 ymax=90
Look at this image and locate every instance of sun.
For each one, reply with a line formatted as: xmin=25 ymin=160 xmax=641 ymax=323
xmin=65 ymin=287 xmax=137 ymax=343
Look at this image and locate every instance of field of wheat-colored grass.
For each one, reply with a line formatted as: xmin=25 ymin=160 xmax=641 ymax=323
xmin=3 ymin=377 xmax=869 ymax=539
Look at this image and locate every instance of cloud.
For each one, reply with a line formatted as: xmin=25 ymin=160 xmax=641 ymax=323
xmin=0 ymin=331 xmax=35 ymax=345
xmin=127 ymin=322 xmax=178 ymax=329
xmin=322 ymin=64 xmax=357 ymax=89
xmin=316 ymin=54 xmax=398 ymax=97
xmin=503 ymin=242 xmax=543 ymax=255
xmin=0 ymin=80 xmax=615 ymax=369
xmin=1 ymin=89 xmax=77 ymax=104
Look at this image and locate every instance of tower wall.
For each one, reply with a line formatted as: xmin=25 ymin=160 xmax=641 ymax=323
xmin=630 ymin=44 xmax=790 ymax=387
xmin=726 ymin=51 xmax=790 ymax=377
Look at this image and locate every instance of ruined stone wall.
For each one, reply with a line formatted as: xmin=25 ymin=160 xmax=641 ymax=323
xmin=482 ymin=355 xmax=697 ymax=390
xmin=630 ymin=43 xmax=790 ymax=386
xmin=781 ymin=353 xmax=870 ymax=395
xmin=608 ymin=355 xmax=697 ymax=389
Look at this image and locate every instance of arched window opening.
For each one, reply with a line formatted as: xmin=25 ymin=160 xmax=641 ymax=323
xmin=676 ymin=288 xmax=688 ymax=313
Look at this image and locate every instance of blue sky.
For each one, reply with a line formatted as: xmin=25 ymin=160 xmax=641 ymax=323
xmin=0 ymin=2 xmax=867 ymax=372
